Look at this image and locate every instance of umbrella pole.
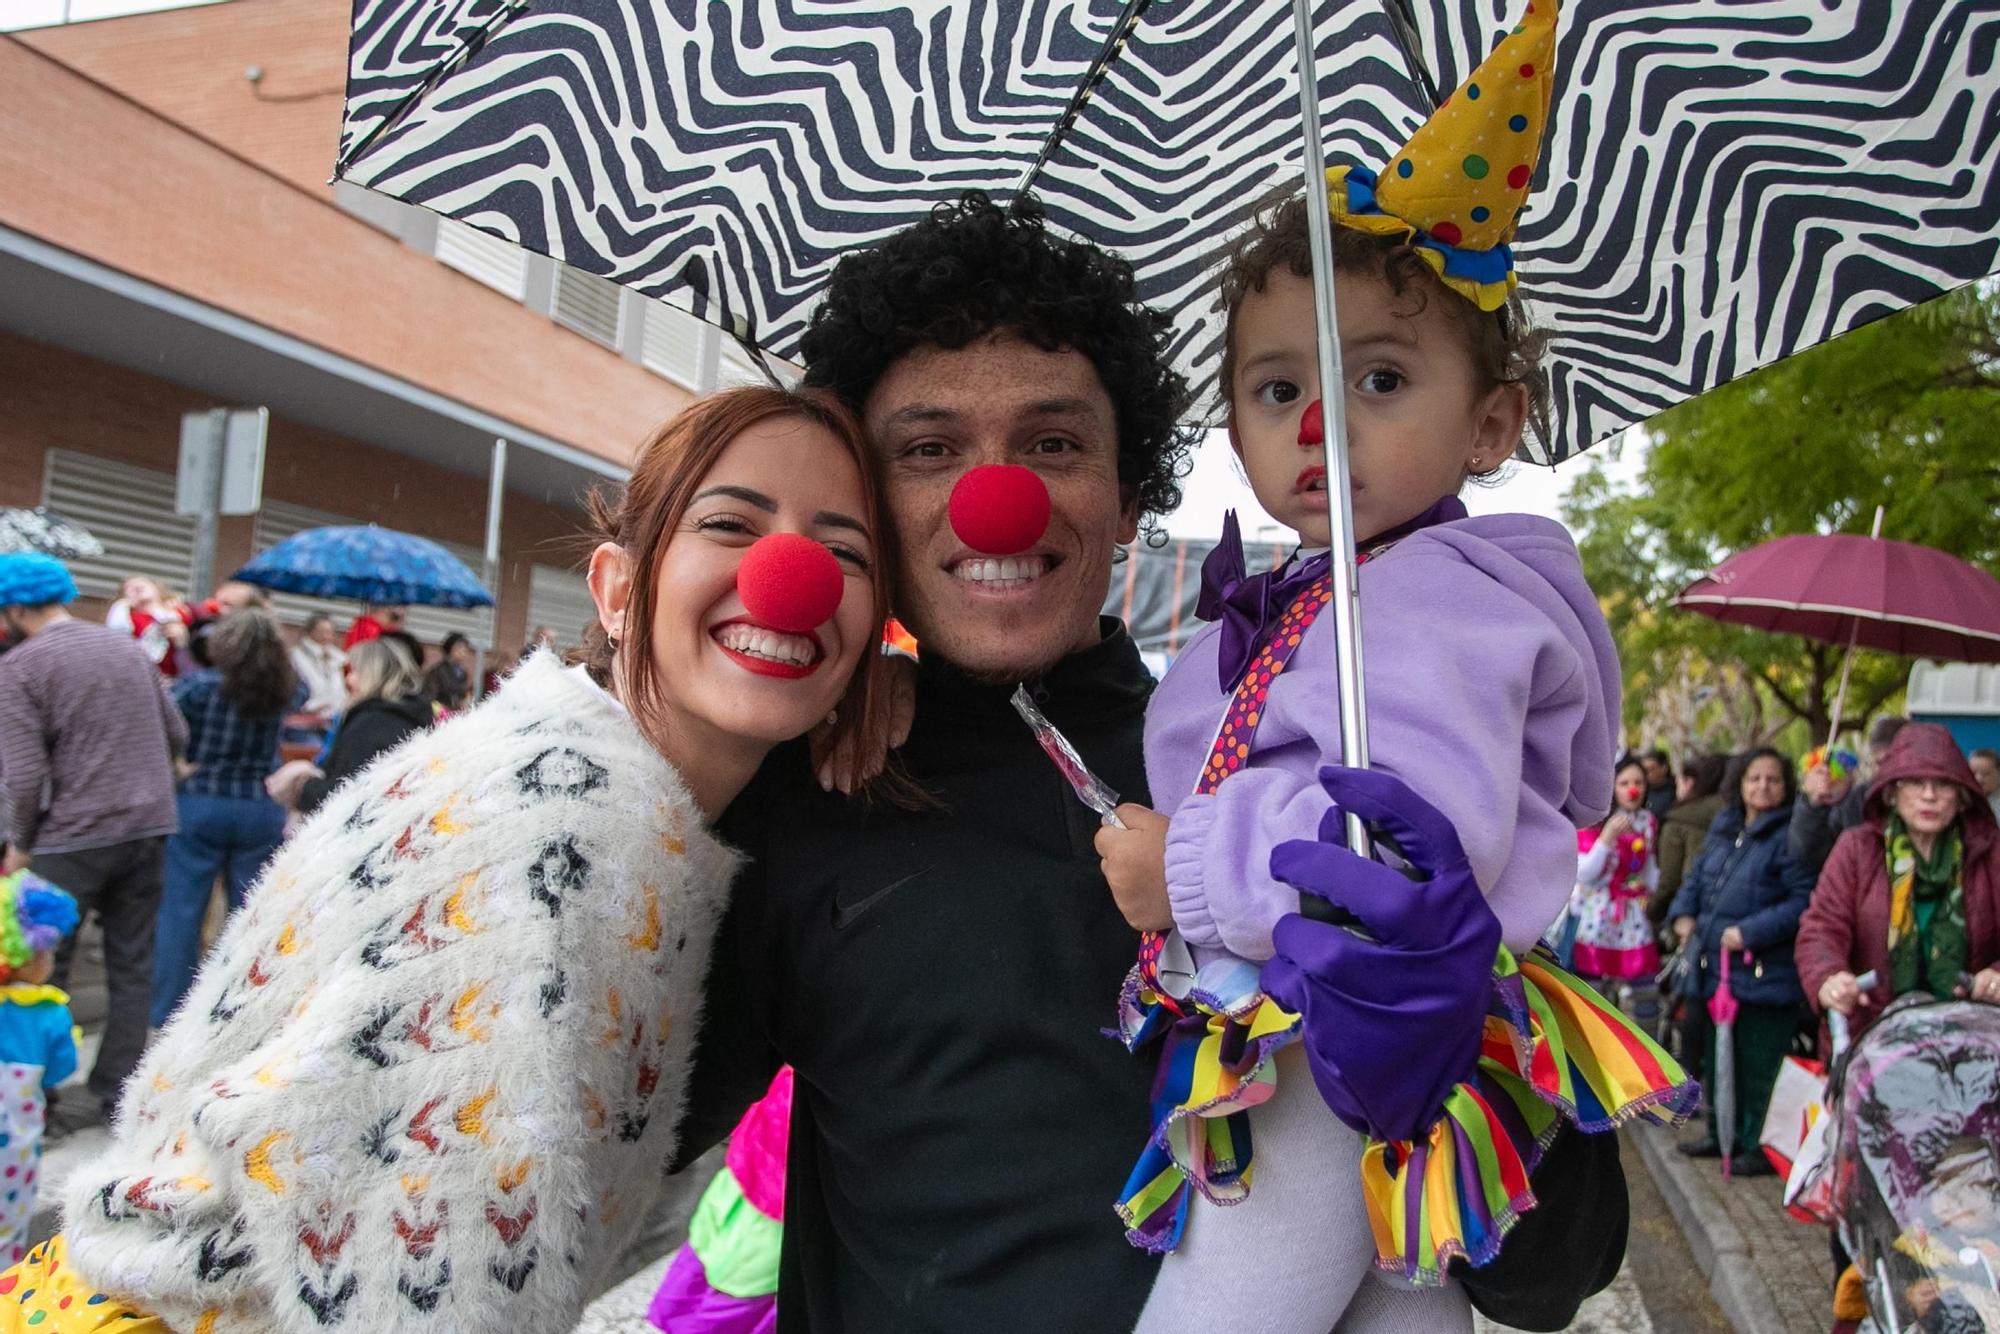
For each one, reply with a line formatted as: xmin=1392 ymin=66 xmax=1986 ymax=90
xmin=476 ymin=438 xmax=508 ymax=700
xmin=1289 ymin=0 xmax=1372 ymax=857
xmin=1824 ymin=507 xmax=1884 ymax=748
xmin=1825 ymin=619 xmax=1860 ymax=748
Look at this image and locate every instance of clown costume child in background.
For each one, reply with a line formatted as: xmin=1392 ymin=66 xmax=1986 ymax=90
xmin=1569 ymin=754 xmax=1662 ymax=992
xmin=1093 ymin=3 xmax=1697 ymax=1328
xmin=0 ymin=871 xmax=79 ymax=1263
xmin=648 ymin=1066 xmax=793 ymax=1334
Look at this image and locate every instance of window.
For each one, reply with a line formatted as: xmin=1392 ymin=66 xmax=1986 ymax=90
xmin=435 ymin=217 xmax=530 ymax=300
xmin=641 ymin=299 xmax=706 ymax=389
xmin=526 ymin=563 xmax=597 ymax=651
xmin=551 ymin=266 xmax=624 ymax=348
xmin=41 ymin=449 xmax=195 ymax=599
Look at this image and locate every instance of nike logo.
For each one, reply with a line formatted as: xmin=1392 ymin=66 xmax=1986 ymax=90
xmin=830 ymin=871 xmax=927 ymax=930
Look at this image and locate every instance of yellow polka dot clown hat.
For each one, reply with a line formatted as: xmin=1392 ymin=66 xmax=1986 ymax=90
xmin=1327 ymin=0 xmax=1557 ymax=311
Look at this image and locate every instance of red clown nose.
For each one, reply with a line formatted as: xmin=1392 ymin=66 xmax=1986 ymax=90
xmin=948 ymin=465 xmax=1051 ymax=555
xmin=735 ymin=532 xmax=844 ymax=634
xmin=1298 ymin=399 xmax=1324 ymax=447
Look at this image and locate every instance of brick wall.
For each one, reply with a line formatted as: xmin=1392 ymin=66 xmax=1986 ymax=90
xmin=0 ymin=330 xmax=586 ymax=651
xmin=18 ymin=0 xmax=353 ymax=201
xmin=0 ymin=37 xmax=692 ymax=473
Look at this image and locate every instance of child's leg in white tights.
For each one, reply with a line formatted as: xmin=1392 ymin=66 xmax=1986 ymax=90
xmin=1134 ymin=1047 xmax=1377 ymax=1333
xmin=1334 ymin=1271 xmax=1473 ymax=1334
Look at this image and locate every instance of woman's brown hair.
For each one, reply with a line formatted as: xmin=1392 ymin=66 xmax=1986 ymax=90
xmin=581 ymin=385 xmax=904 ymax=795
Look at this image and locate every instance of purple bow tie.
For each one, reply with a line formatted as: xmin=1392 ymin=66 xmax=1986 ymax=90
xmin=1195 ymin=499 xmax=1469 ymax=692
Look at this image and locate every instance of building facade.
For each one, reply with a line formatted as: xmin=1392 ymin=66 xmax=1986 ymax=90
xmin=2 ymin=0 xmax=755 ymax=652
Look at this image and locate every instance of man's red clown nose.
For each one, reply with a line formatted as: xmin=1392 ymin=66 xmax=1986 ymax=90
xmin=736 ymin=533 xmax=844 ymax=633
xmin=1298 ymin=399 xmax=1324 ymax=447
xmin=948 ymin=465 xmax=1051 ymax=555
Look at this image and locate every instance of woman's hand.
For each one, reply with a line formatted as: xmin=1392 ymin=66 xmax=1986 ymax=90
xmin=811 ymin=654 xmax=916 ymax=795
xmin=1673 ymin=915 xmax=1696 ymax=945
xmin=1602 ymin=812 xmax=1632 ymax=840
xmin=265 ymin=759 xmax=323 ymax=809
xmin=1959 ymin=966 xmax=2000 ymax=1004
xmin=1719 ymin=925 xmax=1745 ymax=953
xmin=1819 ymin=970 xmax=1863 ymax=1015
xmin=1094 ymin=805 xmax=1173 ymax=932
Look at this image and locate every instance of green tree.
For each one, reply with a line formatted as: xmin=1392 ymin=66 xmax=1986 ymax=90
xmin=1561 ymin=282 xmax=2000 ymax=753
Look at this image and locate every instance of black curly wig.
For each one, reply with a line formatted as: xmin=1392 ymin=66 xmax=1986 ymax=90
xmin=799 ymin=192 xmax=1196 ymax=531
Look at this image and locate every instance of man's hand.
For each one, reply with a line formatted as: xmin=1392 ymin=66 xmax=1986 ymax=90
xmin=1094 ymin=804 xmax=1172 ymax=932
xmin=1673 ymin=915 xmax=1695 ymax=945
xmin=1719 ymin=925 xmax=1745 ymax=953
xmin=1 ymin=847 xmax=29 ymax=876
xmin=1819 ymin=970 xmax=1864 ymax=1015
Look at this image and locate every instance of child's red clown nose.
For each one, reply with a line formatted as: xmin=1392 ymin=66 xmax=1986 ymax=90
xmin=736 ymin=533 xmax=845 ymax=634
xmin=948 ymin=465 xmax=1051 ymax=555
xmin=1298 ymin=399 xmax=1324 ymax=447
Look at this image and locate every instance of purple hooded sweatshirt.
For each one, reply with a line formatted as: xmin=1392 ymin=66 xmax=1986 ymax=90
xmin=1146 ymin=512 xmax=1621 ymax=961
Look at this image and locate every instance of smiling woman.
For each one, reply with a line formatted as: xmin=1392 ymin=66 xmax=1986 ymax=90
xmin=4 ymin=387 xmax=899 ymax=1334
xmin=581 ymin=386 xmax=900 ymax=815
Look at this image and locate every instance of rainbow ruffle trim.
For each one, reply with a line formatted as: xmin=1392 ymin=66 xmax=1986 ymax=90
xmin=1364 ymin=947 xmax=1699 ymax=1283
xmin=1113 ymin=955 xmax=1301 ymax=1253
xmin=1326 ymin=165 xmax=1518 ymax=312
xmin=1113 ymin=943 xmax=1698 ymax=1278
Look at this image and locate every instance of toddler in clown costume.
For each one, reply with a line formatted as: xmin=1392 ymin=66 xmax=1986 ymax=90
xmin=0 ymin=872 xmax=80 ymax=1264
xmin=1093 ymin=4 xmax=1696 ymax=1329
xmin=1568 ymin=754 xmax=1662 ymax=1002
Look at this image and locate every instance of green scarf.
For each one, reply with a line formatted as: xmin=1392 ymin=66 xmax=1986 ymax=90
xmin=1885 ymin=814 xmax=1967 ymax=996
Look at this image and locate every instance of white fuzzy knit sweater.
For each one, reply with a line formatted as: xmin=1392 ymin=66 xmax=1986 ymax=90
xmin=63 ymin=653 xmax=741 ymax=1333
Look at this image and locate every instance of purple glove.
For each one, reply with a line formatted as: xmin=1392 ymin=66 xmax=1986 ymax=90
xmin=1258 ymin=765 xmax=1502 ymax=1144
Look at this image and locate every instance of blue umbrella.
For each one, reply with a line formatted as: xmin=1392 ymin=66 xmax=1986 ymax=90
xmin=232 ymin=525 xmax=493 ymax=609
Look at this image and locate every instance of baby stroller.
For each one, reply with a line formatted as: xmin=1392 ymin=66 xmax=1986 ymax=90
xmin=1826 ymin=995 xmax=2000 ymax=1334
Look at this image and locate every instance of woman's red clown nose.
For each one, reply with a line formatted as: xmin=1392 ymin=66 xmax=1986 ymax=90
xmin=736 ymin=532 xmax=844 ymax=633
xmin=948 ymin=465 xmax=1051 ymax=555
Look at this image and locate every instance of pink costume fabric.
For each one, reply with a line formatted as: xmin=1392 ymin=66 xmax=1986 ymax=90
xmin=649 ymin=1067 xmax=793 ymax=1334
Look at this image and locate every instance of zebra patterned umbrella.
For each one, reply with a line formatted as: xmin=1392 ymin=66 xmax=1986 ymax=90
xmin=337 ymin=0 xmax=2000 ymax=463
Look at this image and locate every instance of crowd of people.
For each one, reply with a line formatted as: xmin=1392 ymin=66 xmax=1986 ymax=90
xmin=0 ymin=565 xmax=574 ymax=1154
xmin=1555 ymin=720 xmax=2000 ymax=1185
xmin=0 ymin=41 xmax=1673 ymax=1320
xmin=0 ymin=8 xmax=1983 ymax=1323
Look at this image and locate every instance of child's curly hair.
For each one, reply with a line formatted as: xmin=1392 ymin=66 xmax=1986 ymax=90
xmin=1215 ymin=190 xmax=1552 ymax=472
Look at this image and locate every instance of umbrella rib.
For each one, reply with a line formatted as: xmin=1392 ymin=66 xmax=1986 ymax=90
xmin=1011 ymin=0 xmax=1157 ymax=204
xmin=1674 ymin=594 xmax=2000 ymax=644
xmin=334 ymin=0 xmax=535 ymax=182
xmin=1376 ymin=0 xmax=1441 ymax=111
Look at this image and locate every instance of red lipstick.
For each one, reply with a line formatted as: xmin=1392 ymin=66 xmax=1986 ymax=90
xmin=711 ymin=618 xmax=825 ymax=680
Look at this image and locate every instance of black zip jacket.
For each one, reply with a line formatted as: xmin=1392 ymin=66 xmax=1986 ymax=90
xmin=297 ymin=692 xmax=433 ymax=815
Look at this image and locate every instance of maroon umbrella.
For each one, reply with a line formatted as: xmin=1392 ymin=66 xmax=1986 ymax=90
xmin=1674 ymin=515 xmax=2000 ymax=740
